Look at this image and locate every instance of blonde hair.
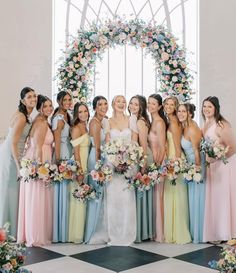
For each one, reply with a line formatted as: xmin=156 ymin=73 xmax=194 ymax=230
xmin=163 ymin=96 xmax=179 ymax=116
xmin=112 ymin=95 xmax=127 ymax=117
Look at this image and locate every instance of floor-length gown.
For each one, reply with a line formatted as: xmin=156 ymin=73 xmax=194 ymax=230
xmin=203 ymin=123 xmax=236 ymax=241
xmin=135 ymin=146 xmax=154 ymax=242
xmin=148 ymin=131 xmax=164 ymax=242
xmin=17 ymin=127 xmax=53 ymax=246
xmin=84 ymin=119 xmax=108 ymax=243
xmin=106 ymin=127 xmax=137 ymax=246
xmin=181 ymin=137 xmax=205 ymax=243
xmin=0 ymin=122 xmax=31 ymax=237
xmin=68 ymin=133 xmax=90 ymax=243
xmin=52 ymin=114 xmax=72 ymax=242
xmin=164 ymin=131 xmax=191 ymax=244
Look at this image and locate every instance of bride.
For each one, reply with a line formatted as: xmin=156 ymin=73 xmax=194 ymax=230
xmin=106 ymin=95 xmax=138 ymax=246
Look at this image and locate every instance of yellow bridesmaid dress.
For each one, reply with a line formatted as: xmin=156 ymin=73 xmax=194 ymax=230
xmin=164 ymin=131 xmax=191 ymax=244
xmin=68 ymin=133 xmax=90 ymax=243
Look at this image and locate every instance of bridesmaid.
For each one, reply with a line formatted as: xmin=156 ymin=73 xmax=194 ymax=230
xmin=0 ymin=87 xmax=37 ymax=236
xmin=84 ymin=96 xmax=109 ymax=244
xmin=128 ymin=95 xmax=154 ymax=242
xmin=147 ymin=94 xmax=167 ymax=242
xmin=69 ymin=102 xmax=90 ymax=243
xmin=163 ymin=96 xmax=191 ymax=244
xmin=177 ymin=103 xmax=205 ymax=243
xmin=202 ymin=96 xmax=236 ymax=242
xmin=17 ymin=95 xmax=54 ymax=246
xmin=52 ymin=91 xmax=73 ymax=242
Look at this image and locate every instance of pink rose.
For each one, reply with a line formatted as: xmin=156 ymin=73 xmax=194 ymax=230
xmin=0 ymin=228 xmax=7 ymax=242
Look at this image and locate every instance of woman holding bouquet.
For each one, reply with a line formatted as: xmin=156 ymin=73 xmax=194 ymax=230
xmin=52 ymin=91 xmax=72 ymax=242
xmin=202 ymin=96 xmax=236 ymax=242
xmin=128 ymin=95 xmax=154 ymax=242
xmin=148 ymin=94 xmax=167 ymax=242
xmin=105 ymin=95 xmax=138 ymax=246
xmin=177 ymin=103 xmax=205 ymax=243
xmin=0 ymin=87 xmax=36 ymax=237
xmin=17 ymin=95 xmax=54 ymax=246
xmin=163 ymin=96 xmax=191 ymax=244
xmin=84 ymin=96 xmax=109 ymax=243
xmin=69 ymin=102 xmax=90 ymax=243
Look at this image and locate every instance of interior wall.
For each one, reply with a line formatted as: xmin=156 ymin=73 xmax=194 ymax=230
xmin=0 ymin=0 xmax=236 ymax=139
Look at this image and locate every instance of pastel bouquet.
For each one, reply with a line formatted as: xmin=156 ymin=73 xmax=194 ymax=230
xmin=209 ymin=245 xmax=236 ymax=273
xmin=53 ymin=159 xmax=82 ymax=183
xmin=102 ymin=139 xmax=144 ymax=177
xmin=72 ymin=184 xmax=97 ymax=203
xmin=147 ymin=163 xmax=167 ymax=185
xmin=90 ymin=160 xmax=113 ymax=186
xmin=200 ymin=138 xmax=229 ymax=165
xmin=164 ymin=157 xmax=185 ymax=185
xmin=0 ymin=223 xmax=30 ymax=273
xmin=182 ymin=163 xmax=202 ymax=183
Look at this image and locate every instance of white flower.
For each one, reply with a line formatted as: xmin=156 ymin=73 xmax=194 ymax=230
xmin=172 ymin=76 xmax=178 ymax=82
xmin=194 ymin=173 xmax=202 ymax=182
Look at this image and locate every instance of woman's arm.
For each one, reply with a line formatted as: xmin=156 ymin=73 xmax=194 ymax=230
xmin=189 ymin=126 xmax=202 ymax=166
xmin=137 ymin=119 xmax=148 ymax=169
xmin=71 ymin=126 xmax=82 ymax=166
xmin=170 ymin=120 xmax=182 ymax=158
xmin=53 ymin=120 xmax=64 ymax=162
xmin=34 ymin=120 xmax=48 ymax=162
xmin=11 ymin=113 xmax=27 ymax=171
xmin=218 ymin=122 xmax=236 ymax=158
xmin=89 ymin=119 xmax=101 ymax=162
xmin=155 ymin=120 xmax=166 ymax=164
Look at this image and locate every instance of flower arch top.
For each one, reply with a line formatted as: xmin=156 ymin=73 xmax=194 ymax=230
xmin=57 ymin=18 xmax=193 ymax=103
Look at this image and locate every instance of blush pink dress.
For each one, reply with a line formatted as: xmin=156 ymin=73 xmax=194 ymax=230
xmin=17 ymin=127 xmax=53 ymax=246
xmin=203 ymin=122 xmax=236 ymax=241
xmin=148 ymin=131 xmax=164 ymax=242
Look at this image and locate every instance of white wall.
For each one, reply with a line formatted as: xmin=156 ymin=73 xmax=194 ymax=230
xmin=200 ymin=0 xmax=236 ymax=131
xmin=0 ymin=0 xmax=236 ymax=138
xmin=0 ymin=0 xmax=52 ymax=139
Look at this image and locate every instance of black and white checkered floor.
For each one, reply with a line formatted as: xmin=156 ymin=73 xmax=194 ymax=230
xmin=23 ymin=242 xmax=221 ymax=273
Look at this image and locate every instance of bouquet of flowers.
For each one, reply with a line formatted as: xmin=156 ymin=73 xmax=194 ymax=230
xmin=72 ymin=184 xmax=97 ymax=203
xmin=209 ymin=244 xmax=236 ymax=273
xmin=102 ymin=139 xmax=144 ymax=177
xmin=182 ymin=163 xmax=202 ymax=183
xmin=53 ymin=159 xmax=82 ymax=183
xmin=200 ymin=138 xmax=229 ymax=165
xmin=164 ymin=157 xmax=185 ymax=185
xmin=0 ymin=223 xmax=30 ymax=273
xmin=147 ymin=163 xmax=167 ymax=185
xmin=90 ymin=160 xmax=113 ymax=186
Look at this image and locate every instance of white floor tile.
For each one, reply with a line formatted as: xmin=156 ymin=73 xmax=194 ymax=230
xmin=41 ymin=243 xmax=108 ymax=255
xmin=121 ymin=258 xmax=217 ymax=273
xmin=24 ymin=257 xmax=116 ymax=273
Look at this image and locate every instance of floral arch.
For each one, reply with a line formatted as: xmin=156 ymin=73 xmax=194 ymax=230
xmin=57 ymin=18 xmax=193 ymax=103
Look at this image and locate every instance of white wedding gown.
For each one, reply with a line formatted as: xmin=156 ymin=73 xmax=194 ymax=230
xmin=106 ymin=127 xmax=137 ymax=246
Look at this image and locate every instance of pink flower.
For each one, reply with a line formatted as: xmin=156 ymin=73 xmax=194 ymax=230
xmin=0 ymin=228 xmax=7 ymax=242
xmin=58 ymin=165 xmax=66 ymax=173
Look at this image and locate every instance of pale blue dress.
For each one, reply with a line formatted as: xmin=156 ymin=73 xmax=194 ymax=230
xmin=0 ymin=122 xmax=31 ymax=237
xmin=84 ymin=119 xmax=108 ymax=243
xmin=52 ymin=114 xmax=72 ymax=242
xmin=181 ymin=136 xmax=206 ymax=243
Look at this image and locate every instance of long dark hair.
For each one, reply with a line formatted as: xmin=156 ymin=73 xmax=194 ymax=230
xmin=36 ymin=94 xmax=52 ymax=111
xmin=52 ymin=91 xmax=72 ymax=126
xmin=92 ymin=95 xmax=107 ymax=111
xmin=73 ymin=102 xmax=90 ymax=126
xmin=178 ymin=103 xmax=196 ymax=127
xmin=128 ymin=95 xmax=151 ymax=129
xmin=149 ymin=93 xmax=168 ymax=128
xmin=18 ymin=87 xmax=35 ymax=123
xmin=202 ymin=96 xmax=226 ymax=124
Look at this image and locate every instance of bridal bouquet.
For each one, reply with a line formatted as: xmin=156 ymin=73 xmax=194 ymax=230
xmin=127 ymin=172 xmax=152 ymax=191
xmin=0 ymin=223 xmax=30 ymax=273
xmin=53 ymin=159 xmax=82 ymax=183
xmin=209 ymin=245 xmax=236 ymax=273
xmin=182 ymin=163 xmax=202 ymax=183
xmin=147 ymin=163 xmax=167 ymax=184
xmin=72 ymin=184 xmax=97 ymax=203
xmin=164 ymin=158 xmax=185 ymax=185
xmin=200 ymin=138 xmax=229 ymax=165
xmin=102 ymin=139 xmax=144 ymax=177
xmin=90 ymin=160 xmax=113 ymax=186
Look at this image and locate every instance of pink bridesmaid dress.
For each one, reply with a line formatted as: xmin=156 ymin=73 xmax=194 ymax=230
xmin=17 ymin=127 xmax=53 ymax=246
xmin=148 ymin=131 xmax=164 ymax=242
xmin=203 ymin=122 xmax=236 ymax=241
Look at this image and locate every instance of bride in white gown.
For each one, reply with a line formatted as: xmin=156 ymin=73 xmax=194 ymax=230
xmin=106 ymin=95 xmax=138 ymax=246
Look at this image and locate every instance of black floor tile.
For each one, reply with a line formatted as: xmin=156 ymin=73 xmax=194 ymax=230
xmin=71 ymin=246 xmax=168 ymax=272
xmin=174 ymin=245 xmax=222 ymax=268
xmin=24 ymin=247 xmax=65 ymax=265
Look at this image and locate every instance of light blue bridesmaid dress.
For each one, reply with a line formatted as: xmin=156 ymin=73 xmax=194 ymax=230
xmin=181 ymin=136 xmax=206 ymax=243
xmin=52 ymin=114 xmax=72 ymax=242
xmin=84 ymin=120 xmax=107 ymax=243
xmin=0 ymin=122 xmax=31 ymax=237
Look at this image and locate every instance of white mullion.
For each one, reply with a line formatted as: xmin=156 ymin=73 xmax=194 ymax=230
xmin=141 ymin=48 xmax=144 ymax=95
xmin=107 ymin=48 xmax=110 ymax=101
xmin=124 ymin=45 xmax=127 ymax=97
